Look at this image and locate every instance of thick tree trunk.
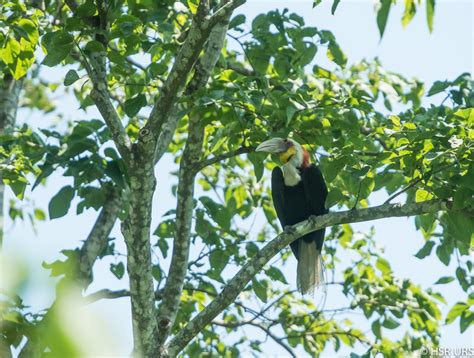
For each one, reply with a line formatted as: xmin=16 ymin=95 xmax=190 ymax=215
xmin=121 ymin=147 xmax=158 ymax=357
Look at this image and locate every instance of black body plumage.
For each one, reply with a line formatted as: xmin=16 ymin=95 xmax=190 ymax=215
xmin=271 ymin=164 xmax=328 ymax=260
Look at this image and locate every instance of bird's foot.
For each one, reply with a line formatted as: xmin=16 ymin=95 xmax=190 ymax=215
xmin=284 ymin=225 xmax=296 ymax=235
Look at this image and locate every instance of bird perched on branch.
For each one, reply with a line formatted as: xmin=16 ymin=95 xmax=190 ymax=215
xmin=256 ymin=137 xmax=328 ymax=295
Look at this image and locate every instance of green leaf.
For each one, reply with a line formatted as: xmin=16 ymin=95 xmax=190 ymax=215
xmin=157 ymin=238 xmax=169 ymax=258
xmin=64 ymin=69 xmax=80 ymax=86
xmin=375 ymin=257 xmax=391 ymax=274
xmin=327 ymin=42 xmax=346 ymax=67
xmin=229 ymin=14 xmax=245 ymax=29
xmin=414 ymin=241 xmax=435 ymax=259
xmin=85 ymin=40 xmax=106 ymax=53
xmin=253 ymin=160 xmax=263 ymax=182
xmin=252 ymin=278 xmax=268 ymax=303
xmin=42 ymin=257 xmax=76 ymax=277
xmin=9 ymin=180 xmax=27 ymax=200
xmin=415 ymin=213 xmax=436 ymax=235
xmin=246 ymin=242 xmax=259 ymax=257
xmin=299 ymin=43 xmax=317 ymax=66
xmin=153 ymin=220 xmax=175 ymax=239
xmin=331 ymin=0 xmax=341 ymax=15
xmin=149 ymin=62 xmax=168 ymax=77
xmin=401 ymin=0 xmax=416 ymax=27
xmin=152 ymin=265 xmax=162 ymax=282
xmin=286 ymin=105 xmax=297 ymax=125
xmin=34 ymin=208 xmax=46 ymax=221
xmin=110 ymin=262 xmax=125 ymax=279
xmin=289 ymin=13 xmax=304 ymax=26
xmin=17 ymin=18 xmax=39 ymax=44
xmin=0 ymin=37 xmax=20 ymax=65
xmin=48 ymin=186 xmax=75 ymax=219
xmin=265 ymin=267 xmax=287 ymax=284
xmin=325 ymin=188 xmax=344 ymax=208
xmin=460 ymin=311 xmax=474 ymax=333
xmin=210 ymin=249 xmax=229 ymax=274
xmin=77 ymin=187 xmax=106 ymax=212
xmin=435 ymin=244 xmax=451 ymax=266
xmin=76 ymin=0 xmax=96 ymax=17
xmin=376 ymin=0 xmax=392 ymax=38
xmin=42 ymin=31 xmax=74 ymax=67
xmin=426 ymin=0 xmax=435 ymax=33
xmin=371 ymin=320 xmax=381 ymax=339
xmin=382 ymin=317 xmax=400 ymax=329
xmin=434 ymin=276 xmax=454 ymax=285
xmin=445 ymin=302 xmax=468 ymax=324
xmin=186 ymin=0 xmax=198 ymax=14
xmin=453 ymin=187 xmax=472 ymax=210
xmin=456 ymin=267 xmax=469 ymax=291
xmin=427 ymin=80 xmax=450 ymax=96
xmin=415 ymin=189 xmax=433 ymax=203
xmin=124 ymin=94 xmax=147 ymax=117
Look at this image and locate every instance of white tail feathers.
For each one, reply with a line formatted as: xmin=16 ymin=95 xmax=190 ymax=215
xmin=297 ymin=240 xmax=324 ymax=295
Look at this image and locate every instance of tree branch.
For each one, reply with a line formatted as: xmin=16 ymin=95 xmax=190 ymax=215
xmin=66 ymin=1 xmax=132 ymax=163
xmin=141 ymin=0 xmax=246 ymax=152
xmin=76 ymin=189 xmax=123 ymax=285
xmin=55 ymin=13 xmax=132 ymax=165
xmin=87 ymin=48 xmax=132 ymax=162
xmin=0 ymin=75 xmax=23 ymax=133
xmin=141 ymin=3 xmax=214 ymax=144
xmin=210 ymin=0 xmax=246 ymax=26
xmin=165 ymin=199 xmax=452 ymax=356
xmin=84 ymin=289 xmax=164 ymax=304
xmin=120 ymin=157 xmax=157 ymax=356
xmin=225 ymin=63 xmax=256 ymax=77
xmin=0 ymin=74 xmax=23 ymax=249
xmin=156 ymin=17 xmax=232 ymax=347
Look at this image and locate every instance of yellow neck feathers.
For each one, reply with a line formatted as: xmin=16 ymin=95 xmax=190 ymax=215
xmin=279 ymin=146 xmax=297 ymax=164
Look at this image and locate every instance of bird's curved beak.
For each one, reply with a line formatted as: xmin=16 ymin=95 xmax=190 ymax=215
xmin=255 ymin=138 xmax=287 ymax=153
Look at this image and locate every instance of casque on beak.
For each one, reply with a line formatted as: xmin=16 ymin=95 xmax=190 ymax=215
xmin=255 ymin=138 xmax=287 ymax=153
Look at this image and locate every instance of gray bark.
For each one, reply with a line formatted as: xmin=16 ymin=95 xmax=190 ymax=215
xmin=155 ymin=114 xmax=203 ymax=346
xmin=0 ymin=75 xmax=23 ymax=248
xmin=76 ymin=189 xmax=123 ymax=285
xmin=156 ymin=16 xmax=232 ymax=348
xmin=165 ymin=199 xmax=452 ymax=356
xmin=120 ymin=148 xmax=158 ymax=357
xmin=88 ymin=52 xmax=132 ymax=163
xmin=140 ymin=0 xmax=246 ymax=154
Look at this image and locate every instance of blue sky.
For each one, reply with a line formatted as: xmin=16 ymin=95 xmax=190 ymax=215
xmin=3 ymin=0 xmax=473 ymax=356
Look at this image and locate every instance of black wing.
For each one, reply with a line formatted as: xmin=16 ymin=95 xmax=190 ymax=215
xmin=302 ymin=164 xmax=328 ymax=216
xmin=302 ymin=164 xmax=328 ymax=252
xmin=271 ymin=167 xmax=286 ymax=228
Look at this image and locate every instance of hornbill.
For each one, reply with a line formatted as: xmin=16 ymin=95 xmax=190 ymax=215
xmin=256 ymin=138 xmax=328 ymax=295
